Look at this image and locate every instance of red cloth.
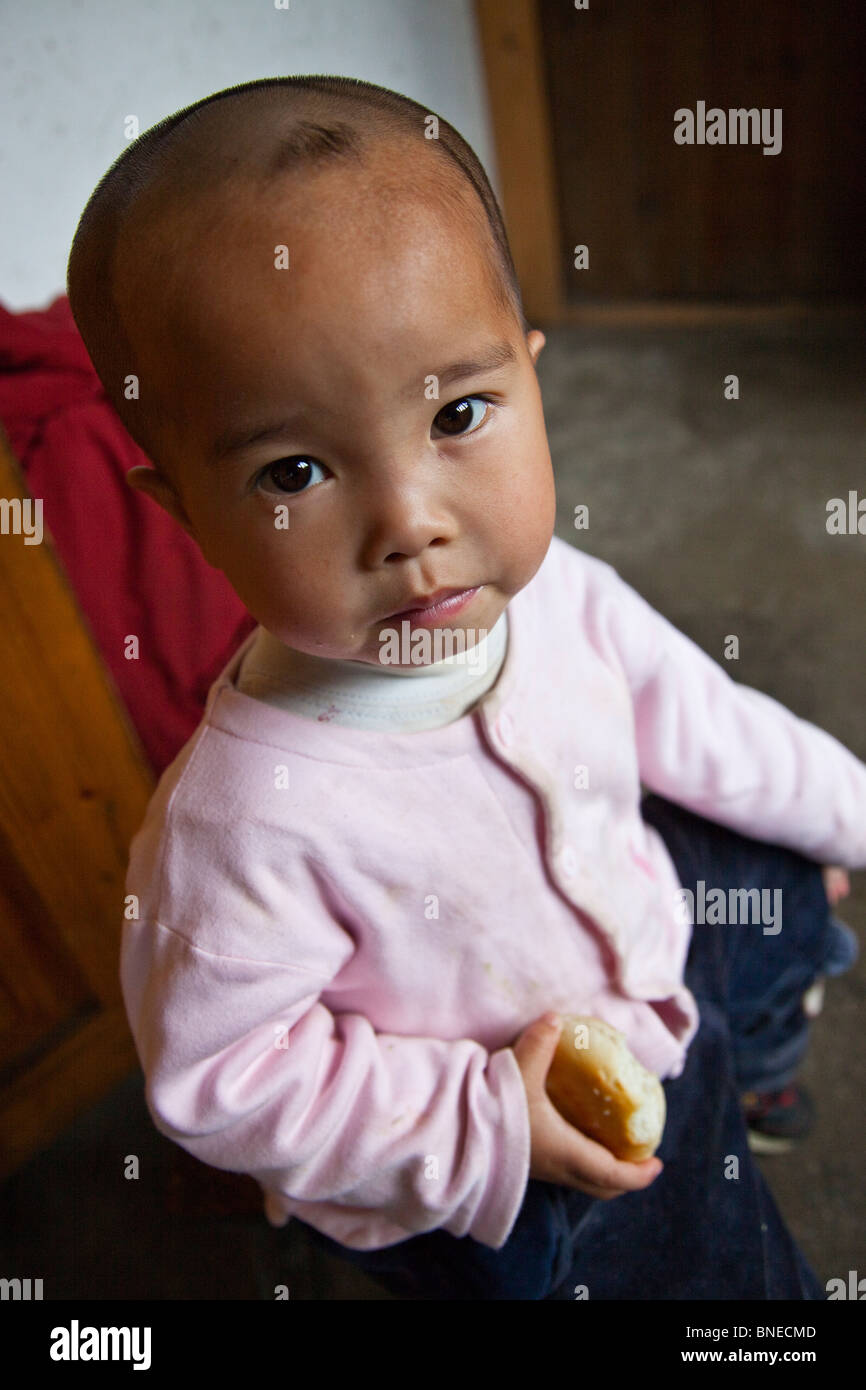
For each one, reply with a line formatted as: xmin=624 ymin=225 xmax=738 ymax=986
xmin=0 ymin=295 xmax=256 ymax=777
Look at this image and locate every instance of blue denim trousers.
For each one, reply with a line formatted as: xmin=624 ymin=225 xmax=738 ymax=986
xmin=297 ymin=793 xmax=858 ymax=1300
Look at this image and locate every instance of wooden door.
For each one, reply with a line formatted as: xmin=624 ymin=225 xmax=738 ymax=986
xmin=476 ymin=0 xmax=866 ymax=320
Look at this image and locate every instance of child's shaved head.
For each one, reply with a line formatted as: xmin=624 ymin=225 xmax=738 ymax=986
xmin=67 ymin=75 xmax=526 ymax=467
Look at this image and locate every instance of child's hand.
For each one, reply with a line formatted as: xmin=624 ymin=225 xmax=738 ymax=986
xmin=511 ymin=1013 xmax=664 ymax=1200
xmin=822 ymin=865 xmax=850 ymax=906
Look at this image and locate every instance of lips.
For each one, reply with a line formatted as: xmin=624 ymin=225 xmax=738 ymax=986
xmin=394 ymin=587 xmax=467 ymax=614
xmin=381 ymin=586 xmax=482 ymax=625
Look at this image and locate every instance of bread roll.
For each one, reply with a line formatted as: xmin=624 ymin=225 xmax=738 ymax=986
xmin=544 ymin=1014 xmax=666 ymax=1161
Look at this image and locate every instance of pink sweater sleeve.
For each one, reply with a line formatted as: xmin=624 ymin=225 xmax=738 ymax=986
xmin=597 ymin=562 xmax=866 ymax=869
xmin=120 ymin=806 xmax=532 ymax=1251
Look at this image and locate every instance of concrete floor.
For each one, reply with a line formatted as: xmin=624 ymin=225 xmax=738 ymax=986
xmin=2 ymin=319 xmax=863 ymax=1298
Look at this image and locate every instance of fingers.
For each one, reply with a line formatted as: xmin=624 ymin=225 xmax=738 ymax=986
xmin=572 ymin=1163 xmax=661 ymax=1201
xmin=822 ymin=865 xmax=850 ymax=904
xmin=512 ymin=1012 xmax=566 ymax=1088
xmin=551 ymin=1110 xmax=664 ymax=1197
xmin=572 ymin=1153 xmax=663 ymax=1199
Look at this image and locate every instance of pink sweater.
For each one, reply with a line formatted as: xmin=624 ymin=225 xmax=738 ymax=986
xmin=120 ymin=536 xmax=866 ymax=1250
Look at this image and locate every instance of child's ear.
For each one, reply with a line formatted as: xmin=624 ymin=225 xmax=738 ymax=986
xmin=126 ymin=464 xmax=197 ymax=541
xmin=526 ymin=329 xmax=546 ymax=366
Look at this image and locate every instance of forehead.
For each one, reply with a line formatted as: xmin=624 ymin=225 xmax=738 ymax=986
xmin=118 ymin=145 xmax=517 ymax=441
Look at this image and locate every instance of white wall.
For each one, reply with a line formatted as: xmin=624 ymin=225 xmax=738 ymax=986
xmin=1 ymin=0 xmax=497 ymax=310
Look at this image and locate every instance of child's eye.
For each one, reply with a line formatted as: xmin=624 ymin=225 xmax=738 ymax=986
xmin=432 ymin=395 xmax=491 ymax=438
xmin=257 ymin=456 xmax=327 ymax=494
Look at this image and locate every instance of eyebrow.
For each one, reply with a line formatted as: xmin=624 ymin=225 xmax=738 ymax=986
xmin=432 ymin=340 xmax=518 ymax=392
xmin=208 ymin=339 xmax=519 ymax=466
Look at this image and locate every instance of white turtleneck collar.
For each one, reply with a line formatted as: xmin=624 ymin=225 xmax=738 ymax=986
xmin=235 ymin=611 xmax=509 ymax=732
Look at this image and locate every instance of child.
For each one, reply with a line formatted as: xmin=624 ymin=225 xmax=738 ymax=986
xmin=67 ymin=75 xmax=863 ymax=1300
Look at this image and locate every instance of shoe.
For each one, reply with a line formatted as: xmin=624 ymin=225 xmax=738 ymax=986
xmin=741 ymin=1082 xmax=815 ymax=1154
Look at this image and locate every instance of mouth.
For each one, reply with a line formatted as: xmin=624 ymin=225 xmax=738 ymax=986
xmin=381 ymin=586 xmax=483 ymax=627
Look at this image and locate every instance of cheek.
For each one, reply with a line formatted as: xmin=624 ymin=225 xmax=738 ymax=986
xmin=483 ymin=420 xmax=555 ymax=554
xmin=505 ymin=486 xmax=556 ymax=578
xmin=191 ymin=499 xmax=342 ymax=621
xmin=521 ymin=414 xmax=557 ymax=520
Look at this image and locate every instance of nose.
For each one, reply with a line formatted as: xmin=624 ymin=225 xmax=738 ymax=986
xmin=357 ymin=460 xmax=455 ymax=568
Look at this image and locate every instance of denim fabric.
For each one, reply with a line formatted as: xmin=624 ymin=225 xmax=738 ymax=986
xmin=294 ymin=794 xmax=855 ymax=1299
xmin=643 ymin=793 xmax=858 ymax=1093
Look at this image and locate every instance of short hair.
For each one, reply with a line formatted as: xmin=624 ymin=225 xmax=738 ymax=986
xmin=66 ymin=74 xmax=528 ymax=466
